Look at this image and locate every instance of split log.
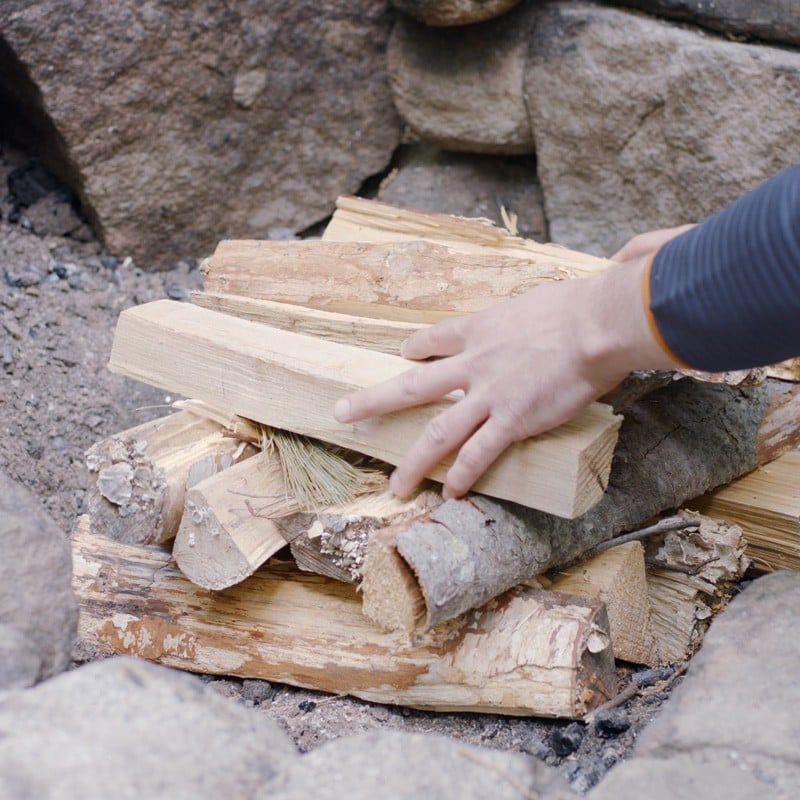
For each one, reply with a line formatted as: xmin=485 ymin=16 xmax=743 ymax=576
xmin=644 ymin=514 xmax=750 ymax=664
xmin=322 ymin=195 xmax=610 ymax=277
xmin=362 ymin=379 xmax=800 ymax=634
xmin=549 ymin=542 xmax=657 ymax=667
xmin=277 ymin=488 xmax=441 ymax=584
xmin=191 ymin=291 xmax=427 ymax=355
xmin=694 ymin=449 xmax=800 ymax=571
xmin=172 ymin=452 xmax=297 ymax=590
xmin=108 ymin=300 xmax=622 ymax=518
xmin=71 ymin=516 xmax=616 ymax=719
xmin=203 ymin=240 xmax=578 ymax=314
xmin=85 ymin=410 xmax=255 ymax=545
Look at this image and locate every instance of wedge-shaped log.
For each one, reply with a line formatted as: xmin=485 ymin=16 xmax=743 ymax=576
xmin=108 ymin=300 xmax=621 ymax=518
xmin=173 ymin=452 xmax=297 ymax=590
xmin=322 ymin=195 xmax=610 ymax=277
xmin=550 ymin=541 xmax=657 ymax=667
xmin=72 ymin=517 xmax=616 ymax=719
xmin=361 ymin=379 xmax=800 ymax=633
xmin=204 ymin=239 xmax=579 ymax=313
xmin=694 ymin=450 xmax=800 ymax=571
xmin=85 ymin=410 xmax=254 ymax=544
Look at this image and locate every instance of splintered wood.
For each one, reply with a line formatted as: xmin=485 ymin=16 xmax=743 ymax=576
xmin=694 ymin=449 xmax=800 ymax=571
xmin=72 ymin=516 xmax=616 ymax=719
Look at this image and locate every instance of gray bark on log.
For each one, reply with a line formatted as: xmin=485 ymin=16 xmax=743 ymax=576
xmin=364 ymin=379 xmax=800 ymax=632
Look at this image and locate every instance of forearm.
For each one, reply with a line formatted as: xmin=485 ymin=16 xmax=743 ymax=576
xmin=648 ymin=164 xmax=800 ymax=371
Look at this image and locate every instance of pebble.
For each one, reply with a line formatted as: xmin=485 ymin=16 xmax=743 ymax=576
xmin=550 ymin=722 xmax=584 ymax=757
xmin=594 ymin=708 xmax=631 ymax=738
xmin=4 ymin=265 xmax=43 ymax=288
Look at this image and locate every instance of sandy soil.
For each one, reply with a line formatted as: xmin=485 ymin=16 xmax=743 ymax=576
xmin=0 ymin=141 xmax=676 ymax=794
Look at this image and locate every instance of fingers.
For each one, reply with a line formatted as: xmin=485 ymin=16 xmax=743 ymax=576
xmin=334 ymin=357 xmax=465 ymax=424
xmin=400 ymin=316 xmax=467 ymax=360
xmin=389 ymin=398 xmax=489 ymax=497
xmin=441 ymin=416 xmax=516 ymax=500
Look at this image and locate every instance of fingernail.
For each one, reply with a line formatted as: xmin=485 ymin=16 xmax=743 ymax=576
xmin=389 ymin=470 xmax=405 ymax=497
xmin=333 ymin=398 xmax=350 ymax=422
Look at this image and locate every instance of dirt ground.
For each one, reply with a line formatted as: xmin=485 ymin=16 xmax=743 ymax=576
xmin=0 ymin=140 xmax=680 ymax=794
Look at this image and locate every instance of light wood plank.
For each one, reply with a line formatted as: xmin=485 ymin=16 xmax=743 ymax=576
xmin=108 ymin=300 xmax=621 ymax=518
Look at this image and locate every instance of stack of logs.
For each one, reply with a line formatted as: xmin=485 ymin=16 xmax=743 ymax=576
xmin=73 ymin=197 xmax=800 ymax=720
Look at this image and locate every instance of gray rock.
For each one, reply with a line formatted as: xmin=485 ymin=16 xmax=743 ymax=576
xmin=387 ymin=6 xmax=538 ymax=154
xmin=25 ymin=194 xmax=84 ymax=238
xmin=0 ymin=657 xmax=295 ymax=800
xmin=524 ymin=3 xmax=800 ymax=255
xmin=379 ymin=143 xmax=547 ymax=240
xmin=589 ymin=571 xmax=800 ymax=799
xmin=274 ymin=729 xmax=573 ymax=800
xmin=611 ymin=1 xmax=800 ymax=47
xmin=391 ymin=0 xmax=523 ymax=27
xmin=0 ymin=472 xmax=77 ymax=689
xmin=0 ymin=1 xmax=401 ymax=266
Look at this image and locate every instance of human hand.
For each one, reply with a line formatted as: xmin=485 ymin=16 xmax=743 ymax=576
xmin=611 ymin=224 xmax=695 ymax=262
xmin=334 ymin=256 xmax=678 ymax=500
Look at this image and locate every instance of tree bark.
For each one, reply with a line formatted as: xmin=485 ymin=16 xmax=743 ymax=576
xmin=362 ymin=379 xmax=800 ymax=633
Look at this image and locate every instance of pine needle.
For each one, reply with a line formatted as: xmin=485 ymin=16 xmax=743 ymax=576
xmin=260 ymin=426 xmax=386 ymax=512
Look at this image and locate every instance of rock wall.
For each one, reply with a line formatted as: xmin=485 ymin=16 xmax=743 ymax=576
xmin=1 ymin=0 xmax=799 ymax=262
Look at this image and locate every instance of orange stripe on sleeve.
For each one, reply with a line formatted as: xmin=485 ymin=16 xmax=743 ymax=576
xmin=641 ymin=251 xmax=692 ymax=369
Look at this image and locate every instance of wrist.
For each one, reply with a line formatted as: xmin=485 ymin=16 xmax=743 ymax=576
xmin=579 ymin=255 xmax=681 ymax=382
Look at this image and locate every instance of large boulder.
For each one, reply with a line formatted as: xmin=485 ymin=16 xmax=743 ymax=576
xmin=611 ymin=1 xmax=800 ymax=47
xmin=589 ymin=571 xmax=800 ymax=799
xmin=0 ymin=472 xmax=77 ymax=689
xmin=275 ymin=729 xmax=573 ymax=800
xmin=0 ymin=1 xmax=401 ymax=266
xmin=524 ymin=3 xmax=800 ymax=254
xmin=387 ymin=5 xmax=539 ymax=154
xmin=379 ymin=143 xmax=547 ymax=240
xmin=0 ymin=658 xmax=295 ymax=800
xmin=391 ymin=0 xmax=523 ymax=27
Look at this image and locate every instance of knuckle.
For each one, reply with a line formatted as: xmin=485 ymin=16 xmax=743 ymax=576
xmin=424 ymin=413 xmax=449 ymax=448
xmin=400 ymin=366 xmax=423 ymax=399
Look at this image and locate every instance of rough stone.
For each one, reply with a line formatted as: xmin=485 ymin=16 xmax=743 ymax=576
xmin=274 ymin=729 xmax=574 ymax=800
xmin=0 ymin=1 xmax=401 ymax=266
xmin=525 ymin=3 xmax=800 ymax=255
xmin=589 ymin=571 xmax=800 ymax=799
xmin=387 ymin=6 xmax=538 ymax=154
xmin=379 ymin=142 xmax=547 ymax=239
xmin=0 ymin=657 xmax=295 ymax=800
xmin=610 ymin=1 xmax=800 ymax=47
xmin=0 ymin=472 xmax=77 ymax=689
xmin=391 ymin=0 xmax=523 ymax=27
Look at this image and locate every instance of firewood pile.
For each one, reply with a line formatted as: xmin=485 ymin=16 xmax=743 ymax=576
xmin=73 ymin=197 xmax=800 ymax=720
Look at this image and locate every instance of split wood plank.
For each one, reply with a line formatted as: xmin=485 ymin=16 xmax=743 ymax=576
xmin=322 ymin=195 xmax=611 ymax=277
xmin=191 ymin=291 xmax=426 ymax=355
xmin=71 ymin=516 xmax=616 ymax=719
xmin=108 ymin=300 xmax=621 ymax=518
xmin=550 ymin=542 xmax=657 ymax=667
xmin=203 ymin=239 xmax=578 ymax=314
xmin=172 ymin=451 xmax=297 ymax=590
xmin=85 ymin=410 xmax=255 ymax=545
xmin=324 ymin=197 xmax=795 ymax=384
xmin=693 ymin=449 xmax=800 ymax=571
xmin=361 ymin=379 xmax=800 ymax=633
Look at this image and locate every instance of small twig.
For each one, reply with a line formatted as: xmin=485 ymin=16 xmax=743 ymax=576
xmin=584 ymin=661 xmax=689 ymax=725
xmin=645 ymin=555 xmax=720 ymax=576
xmin=559 ymin=516 xmax=701 ymax=572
